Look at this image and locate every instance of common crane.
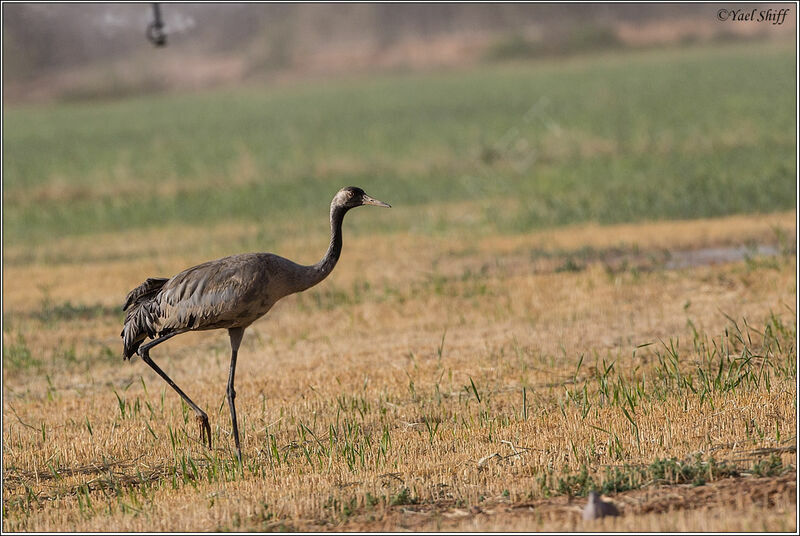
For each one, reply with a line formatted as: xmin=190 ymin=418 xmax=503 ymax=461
xmin=121 ymin=186 xmax=390 ymax=462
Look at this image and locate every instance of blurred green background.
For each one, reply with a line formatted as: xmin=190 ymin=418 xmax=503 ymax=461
xmin=3 ymin=4 xmax=796 ymax=249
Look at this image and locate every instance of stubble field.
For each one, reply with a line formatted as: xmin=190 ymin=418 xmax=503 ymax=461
xmin=3 ymin=40 xmax=797 ymax=531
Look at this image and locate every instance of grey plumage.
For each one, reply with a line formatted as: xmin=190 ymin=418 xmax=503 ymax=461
xmin=582 ymin=491 xmax=620 ymax=520
xmin=122 ymin=277 xmax=169 ymax=355
xmin=120 ymin=186 xmax=390 ymax=461
xmin=122 ymin=253 xmax=309 ymax=358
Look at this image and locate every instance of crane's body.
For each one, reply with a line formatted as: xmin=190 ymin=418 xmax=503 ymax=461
xmin=124 ymin=252 xmax=311 ymax=356
xmin=120 ymin=187 xmax=390 ymax=462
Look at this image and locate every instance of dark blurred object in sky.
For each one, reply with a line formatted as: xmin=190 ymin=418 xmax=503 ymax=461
xmin=146 ymin=3 xmax=167 ymax=47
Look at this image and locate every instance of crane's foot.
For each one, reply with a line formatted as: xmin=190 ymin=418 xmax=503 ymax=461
xmin=196 ymin=414 xmax=212 ymax=449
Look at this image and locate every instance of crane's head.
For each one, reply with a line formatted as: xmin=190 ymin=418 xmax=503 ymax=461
xmin=334 ymin=186 xmax=391 ymax=210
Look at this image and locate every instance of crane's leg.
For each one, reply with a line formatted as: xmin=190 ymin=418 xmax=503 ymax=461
xmin=227 ymin=327 xmax=245 ymax=464
xmin=137 ymin=330 xmax=212 ymax=449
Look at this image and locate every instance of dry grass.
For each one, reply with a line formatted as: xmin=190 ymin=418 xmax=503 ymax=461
xmin=343 ymin=473 xmax=797 ymax=532
xmin=2 ymin=211 xmax=796 ymax=531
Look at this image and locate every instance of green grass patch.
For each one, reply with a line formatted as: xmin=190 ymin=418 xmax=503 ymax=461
xmin=33 ymin=299 xmax=121 ymax=324
xmin=3 ymin=332 xmax=39 ymax=371
xmin=545 ymin=453 xmax=790 ymax=498
xmin=3 ymin=41 xmax=796 ymax=247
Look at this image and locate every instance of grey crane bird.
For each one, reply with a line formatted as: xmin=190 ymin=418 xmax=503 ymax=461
xmin=121 ymin=186 xmax=390 ymax=462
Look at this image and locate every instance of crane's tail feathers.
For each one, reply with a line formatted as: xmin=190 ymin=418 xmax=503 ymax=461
xmin=123 ymin=277 xmax=168 ymax=311
xmin=121 ymin=277 xmax=168 ymax=359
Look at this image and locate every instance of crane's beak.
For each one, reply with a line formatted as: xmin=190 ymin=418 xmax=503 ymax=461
xmin=362 ymin=194 xmax=391 ymax=208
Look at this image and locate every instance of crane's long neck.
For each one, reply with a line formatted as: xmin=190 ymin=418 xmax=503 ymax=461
xmin=298 ymin=203 xmax=347 ymax=292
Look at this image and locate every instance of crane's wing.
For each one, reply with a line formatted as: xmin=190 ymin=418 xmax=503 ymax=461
xmin=122 ymin=253 xmax=299 ymax=358
xmin=155 ymin=253 xmax=277 ymax=332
